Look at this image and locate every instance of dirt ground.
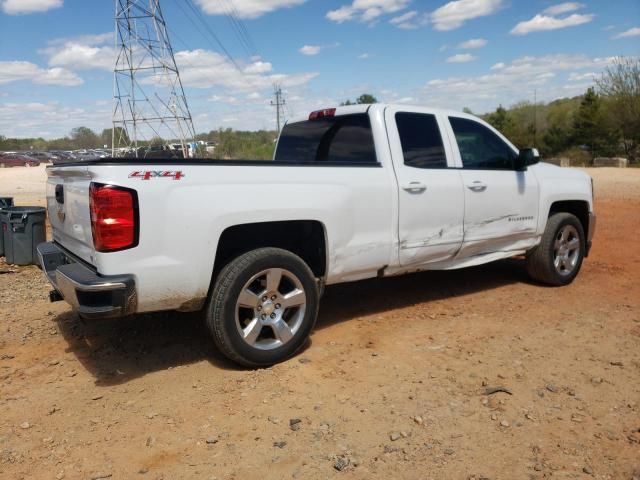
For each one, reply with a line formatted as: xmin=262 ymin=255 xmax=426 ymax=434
xmin=1 ymin=166 xmax=639 ymax=480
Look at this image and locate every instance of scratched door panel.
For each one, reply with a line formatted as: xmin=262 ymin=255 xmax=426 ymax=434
xmin=384 ymin=106 xmax=465 ymax=267
xmin=459 ymin=169 xmax=539 ymax=254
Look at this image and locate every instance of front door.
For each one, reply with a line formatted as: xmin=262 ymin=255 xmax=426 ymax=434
xmin=444 ymin=115 xmax=539 ymax=258
xmin=385 ymin=107 xmax=465 ymax=267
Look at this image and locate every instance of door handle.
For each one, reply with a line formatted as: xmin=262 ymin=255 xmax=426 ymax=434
xmin=467 ymin=181 xmax=487 ymax=192
xmin=402 ymin=181 xmax=427 ymax=193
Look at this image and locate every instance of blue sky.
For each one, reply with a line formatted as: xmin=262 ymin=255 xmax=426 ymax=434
xmin=0 ymin=0 xmax=638 ymax=139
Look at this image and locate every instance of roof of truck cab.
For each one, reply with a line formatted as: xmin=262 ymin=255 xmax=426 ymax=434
xmin=286 ymin=103 xmax=477 ymax=126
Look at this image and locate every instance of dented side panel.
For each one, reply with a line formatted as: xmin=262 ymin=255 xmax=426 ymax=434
xmin=384 ymin=106 xmax=466 ymax=268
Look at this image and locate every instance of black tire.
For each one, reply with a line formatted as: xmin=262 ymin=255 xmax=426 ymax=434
xmin=526 ymin=212 xmax=585 ymax=286
xmin=206 ymin=247 xmax=319 ymax=368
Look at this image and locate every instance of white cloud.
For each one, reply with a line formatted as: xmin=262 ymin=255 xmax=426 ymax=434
xmin=358 ymin=53 xmax=372 ymax=59
xmin=194 ymin=0 xmax=306 ymax=19
xmin=0 ymin=101 xmax=110 ymax=138
xmin=298 ymin=43 xmax=340 ymax=56
xmin=46 ymin=44 xmax=114 ymax=71
xmin=39 ymin=33 xmax=316 ymax=96
xmin=446 ymin=53 xmax=477 ymax=63
xmin=47 ymin=32 xmax=113 ymax=47
xmin=299 ymin=45 xmax=322 ymax=56
xmin=511 ymin=13 xmax=594 ymax=35
xmin=0 ymin=0 xmax=62 ymax=14
xmin=542 ymin=2 xmax=584 ymax=15
xmin=389 ymin=10 xmax=428 ymax=29
xmin=457 ymin=38 xmax=487 ymax=49
xmin=568 ymin=72 xmax=596 ymax=81
xmin=40 ymin=33 xmax=115 ymax=71
xmin=327 ymin=0 xmax=411 ymax=24
xmin=172 ymin=49 xmax=318 ymax=92
xmin=511 ymin=4 xmax=594 ymax=36
xmin=424 ymin=54 xmax=617 ymax=112
xmin=430 ymin=0 xmax=504 ymax=31
xmin=243 ymin=61 xmax=272 ymax=74
xmin=492 ymin=54 xmax=613 ymax=75
xmin=0 ymin=61 xmax=83 ymax=86
xmin=613 ymin=27 xmax=640 ymax=39
xmin=209 ymin=95 xmax=239 ymax=105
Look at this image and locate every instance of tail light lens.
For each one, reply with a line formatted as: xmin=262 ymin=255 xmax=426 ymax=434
xmin=90 ymin=183 xmax=139 ymax=252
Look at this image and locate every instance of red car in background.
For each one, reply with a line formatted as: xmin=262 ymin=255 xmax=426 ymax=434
xmin=0 ymin=153 xmax=40 ymax=168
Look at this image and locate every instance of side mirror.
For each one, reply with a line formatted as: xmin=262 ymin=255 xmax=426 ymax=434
xmin=515 ymin=147 xmax=540 ymax=171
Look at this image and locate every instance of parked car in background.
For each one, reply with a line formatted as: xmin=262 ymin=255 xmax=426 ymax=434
xmin=49 ymin=151 xmax=76 ymax=164
xmin=143 ymin=144 xmax=182 ymax=159
xmin=26 ymin=151 xmax=55 ymax=163
xmin=0 ymin=153 xmax=40 ymax=167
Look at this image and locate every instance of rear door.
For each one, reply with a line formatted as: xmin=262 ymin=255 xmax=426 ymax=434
xmin=385 ymin=107 xmax=465 ymax=267
xmin=444 ymin=116 xmax=539 ymax=257
xmin=46 ymin=166 xmax=95 ymax=264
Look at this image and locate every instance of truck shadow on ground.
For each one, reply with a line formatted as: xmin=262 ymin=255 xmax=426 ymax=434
xmin=54 ymin=258 xmax=530 ymax=386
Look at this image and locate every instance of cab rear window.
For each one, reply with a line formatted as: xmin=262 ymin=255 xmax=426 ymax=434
xmin=275 ymin=114 xmax=377 ymax=164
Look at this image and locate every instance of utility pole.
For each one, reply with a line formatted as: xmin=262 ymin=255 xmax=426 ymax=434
xmin=270 ymin=85 xmax=285 ymax=133
xmin=113 ymin=0 xmax=196 ymax=158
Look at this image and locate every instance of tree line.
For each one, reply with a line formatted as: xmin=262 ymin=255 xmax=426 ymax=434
xmin=482 ymin=57 xmax=639 ymax=163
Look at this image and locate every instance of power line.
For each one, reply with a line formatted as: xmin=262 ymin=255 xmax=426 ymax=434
xmin=221 ymin=0 xmax=258 ymax=58
xmin=172 ymin=0 xmax=243 ymax=72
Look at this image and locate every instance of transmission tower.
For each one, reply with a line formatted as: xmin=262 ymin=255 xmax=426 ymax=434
xmin=270 ymin=85 xmax=286 ymax=133
xmin=113 ymin=0 xmax=196 ymax=157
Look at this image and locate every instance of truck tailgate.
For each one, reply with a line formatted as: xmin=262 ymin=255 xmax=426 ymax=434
xmin=46 ymin=166 xmax=95 ymax=264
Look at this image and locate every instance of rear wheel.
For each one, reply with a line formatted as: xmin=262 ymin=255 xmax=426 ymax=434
xmin=206 ymin=247 xmax=319 ymax=367
xmin=526 ymin=212 xmax=585 ymax=286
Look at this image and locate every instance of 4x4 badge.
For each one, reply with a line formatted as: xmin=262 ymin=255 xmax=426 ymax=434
xmin=129 ymin=171 xmax=184 ymax=180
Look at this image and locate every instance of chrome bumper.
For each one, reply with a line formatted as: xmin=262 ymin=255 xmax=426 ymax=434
xmin=37 ymin=242 xmax=136 ymax=319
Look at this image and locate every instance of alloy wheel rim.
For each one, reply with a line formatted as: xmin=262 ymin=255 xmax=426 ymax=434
xmin=553 ymin=225 xmax=580 ymax=276
xmin=235 ymin=268 xmax=307 ymax=350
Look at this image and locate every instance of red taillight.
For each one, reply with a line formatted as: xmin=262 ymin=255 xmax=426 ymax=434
xmin=90 ymin=183 xmax=138 ymax=252
xmin=309 ymin=108 xmax=336 ymax=120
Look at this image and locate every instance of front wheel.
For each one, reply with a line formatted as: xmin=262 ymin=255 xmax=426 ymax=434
xmin=526 ymin=212 xmax=585 ymax=286
xmin=206 ymin=248 xmax=319 ymax=367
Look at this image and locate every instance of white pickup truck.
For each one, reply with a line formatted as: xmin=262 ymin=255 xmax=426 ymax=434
xmin=38 ymin=104 xmax=595 ymax=367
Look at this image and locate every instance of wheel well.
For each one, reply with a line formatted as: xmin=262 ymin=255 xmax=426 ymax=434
xmin=213 ymin=220 xmax=327 ymax=281
xmin=548 ymin=200 xmax=589 ymax=236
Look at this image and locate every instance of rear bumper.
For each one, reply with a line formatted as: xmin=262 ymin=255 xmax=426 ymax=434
xmin=586 ymin=212 xmax=596 ymax=257
xmin=37 ymin=242 xmax=136 ymax=319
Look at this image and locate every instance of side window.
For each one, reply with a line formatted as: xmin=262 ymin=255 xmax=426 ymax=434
xmin=275 ymin=114 xmax=377 ymax=164
xmin=396 ymin=112 xmax=447 ymax=168
xmin=449 ymin=117 xmax=517 ymax=170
